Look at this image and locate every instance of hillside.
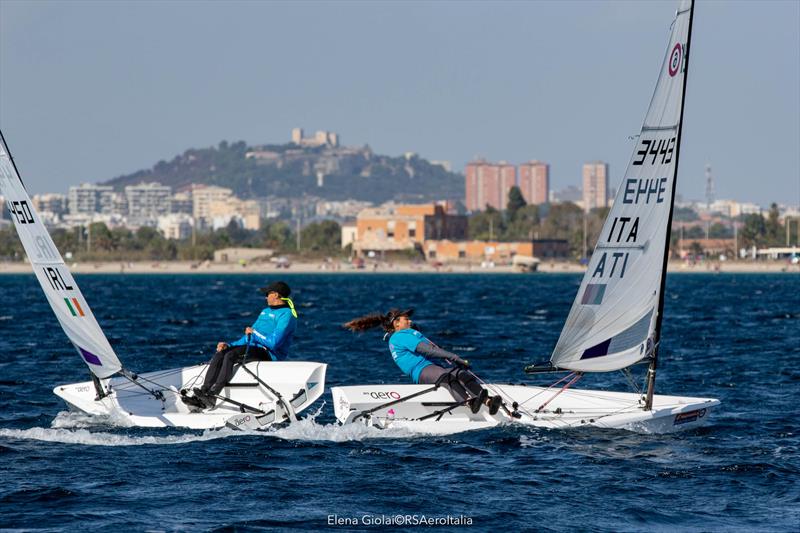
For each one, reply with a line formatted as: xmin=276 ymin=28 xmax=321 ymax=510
xmin=102 ymin=140 xmax=464 ymax=203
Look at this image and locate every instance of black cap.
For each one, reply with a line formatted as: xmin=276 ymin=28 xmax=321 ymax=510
xmin=259 ymin=281 xmax=291 ymax=298
xmin=385 ymin=308 xmax=414 ymax=323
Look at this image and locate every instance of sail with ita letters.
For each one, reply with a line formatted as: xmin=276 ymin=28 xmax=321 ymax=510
xmin=550 ymin=0 xmax=693 ymax=373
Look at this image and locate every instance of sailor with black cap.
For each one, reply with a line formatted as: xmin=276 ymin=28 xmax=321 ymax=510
xmin=183 ymin=280 xmax=298 ymax=410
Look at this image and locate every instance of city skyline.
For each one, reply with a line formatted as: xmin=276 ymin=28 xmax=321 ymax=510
xmin=1 ymin=0 xmax=798 ymax=206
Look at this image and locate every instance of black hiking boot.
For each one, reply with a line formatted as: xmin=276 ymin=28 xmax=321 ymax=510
xmin=470 ymin=389 xmax=488 ymax=414
xmin=488 ymin=395 xmax=502 ymax=416
xmin=180 ymin=391 xmax=206 ymax=410
xmin=196 ymin=391 xmax=217 ymax=410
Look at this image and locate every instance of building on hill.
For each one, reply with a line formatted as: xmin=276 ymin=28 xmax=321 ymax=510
xmin=291 ymin=128 xmax=339 ymax=148
xmin=352 ymin=203 xmax=467 ymax=256
xmin=519 ymin=161 xmax=549 ymax=205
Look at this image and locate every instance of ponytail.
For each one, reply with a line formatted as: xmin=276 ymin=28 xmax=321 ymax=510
xmin=343 ymin=312 xmax=388 ymax=333
xmin=344 ymin=308 xmax=410 ymax=333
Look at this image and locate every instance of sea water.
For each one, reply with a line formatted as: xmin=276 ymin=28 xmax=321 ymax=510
xmin=0 ymin=273 xmax=797 ymax=531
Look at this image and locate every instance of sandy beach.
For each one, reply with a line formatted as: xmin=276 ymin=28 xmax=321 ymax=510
xmin=0 ymin=259 xmax=797 ymax=275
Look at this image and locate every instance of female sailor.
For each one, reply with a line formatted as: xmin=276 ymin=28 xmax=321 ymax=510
xmin=344 ymin=308 xmax=502 ymax=415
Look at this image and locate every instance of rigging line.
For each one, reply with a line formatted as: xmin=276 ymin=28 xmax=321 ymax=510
xmin=535 ymin=373 xmax=583 ymax=414
xmin=120 ymin=370 xmax=165 ymax=401
xmin=518 ymin=372 xmax=577 ymax=407
xmin=622 ymin=368 xmax=642 ymax=395
xmin=468 ymin=372 xmax=536 ymax=419
xmin=577 ymin=400 xmax=644 ymax=422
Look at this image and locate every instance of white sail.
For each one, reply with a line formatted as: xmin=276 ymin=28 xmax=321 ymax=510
xmin=0 ymin=133 xmax=123 ymax=378
xmin=550 ymin=0 xmax=693 ymax=372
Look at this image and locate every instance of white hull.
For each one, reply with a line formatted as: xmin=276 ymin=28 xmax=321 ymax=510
xmin=55 ymin=361 xmax=327 ymax=429
xmin=332 ymin=384 xmax=720 ymax=435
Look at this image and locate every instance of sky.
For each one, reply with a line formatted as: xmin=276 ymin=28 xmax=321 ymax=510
xmin=0 ymin=0 xmax=798 ymax=207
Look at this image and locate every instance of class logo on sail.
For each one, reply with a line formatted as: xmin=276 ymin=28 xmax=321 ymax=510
xmin=668 ymin=43 xmax=684 ymax=77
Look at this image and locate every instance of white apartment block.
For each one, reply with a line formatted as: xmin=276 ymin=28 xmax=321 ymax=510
xmin=68 ymin=183 xmax=115 ymax=215
xmin=125 ymin=182 xmax=172 ymax=221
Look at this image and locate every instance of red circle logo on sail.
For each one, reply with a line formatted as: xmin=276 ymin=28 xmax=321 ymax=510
xmin=668 ymin=43 xmax=682 ymax=77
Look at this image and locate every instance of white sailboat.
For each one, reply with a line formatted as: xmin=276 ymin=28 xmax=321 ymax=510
xmin=333 ymin=0 xmax=720 ymax=435
xmin=0 ymin=133 xmax=326 ymax=430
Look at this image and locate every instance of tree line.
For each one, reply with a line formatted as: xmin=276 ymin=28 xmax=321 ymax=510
xmin=0 ymin=220 xmax=343 ymax=262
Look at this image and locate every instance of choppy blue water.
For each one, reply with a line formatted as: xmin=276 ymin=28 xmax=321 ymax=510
xmin=0 ymin=273 xmax=797 ymax=531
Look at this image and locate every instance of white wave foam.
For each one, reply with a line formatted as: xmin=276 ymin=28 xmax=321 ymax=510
xmin=51 ymin=410 xmax=134 ymax=429
xmin=265 ymin=406 xmax=418 ymax=442
xmin=0 ymin=406 xmax=436 ymax=447
xmin=0 ymin=426 xmax=236 ymax=447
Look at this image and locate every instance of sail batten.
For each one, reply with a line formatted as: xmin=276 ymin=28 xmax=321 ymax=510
xmin=0 ymin=132 xmax=123 ymax=379
xmin=550 ymin=0 xmax=693 ymax=373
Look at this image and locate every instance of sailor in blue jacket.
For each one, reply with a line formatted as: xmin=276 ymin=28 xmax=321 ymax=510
xmin=184 ymin=281 xmax=297 ymax=409
xmin=344 ymin=308 xmax=502 ymax=415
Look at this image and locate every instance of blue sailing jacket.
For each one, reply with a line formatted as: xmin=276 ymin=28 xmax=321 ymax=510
xmin=230 ymin=306 xmax=296 ymax=360
xmin=388 ymin=328 xmax=433 ymax=384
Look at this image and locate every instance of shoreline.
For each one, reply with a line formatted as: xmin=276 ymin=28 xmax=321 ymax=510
xmin=0 ymin=260 xmax=797 ymax=275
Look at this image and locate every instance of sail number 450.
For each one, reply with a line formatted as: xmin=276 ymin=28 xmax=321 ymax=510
xmin=7 ymin=200 xmax=34 ymax=224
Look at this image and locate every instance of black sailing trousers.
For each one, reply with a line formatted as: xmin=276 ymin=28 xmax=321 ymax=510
xmin=418 ymin=365 xmax=484 ymax=402
xmin=200 ymin=344 xmax=272 ymax=396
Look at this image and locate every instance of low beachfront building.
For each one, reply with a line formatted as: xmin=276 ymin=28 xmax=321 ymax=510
xmin=351 ymin=203 xmax=467 ymax=257
xmin=423 ymin=238 xmax=570 ymax=263
xmin=213 ymin=247 xmax=273 ymax=264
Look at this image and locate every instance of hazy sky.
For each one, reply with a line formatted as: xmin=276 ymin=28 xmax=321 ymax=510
xmin=1 ymin=0 xmax=798 ymax=206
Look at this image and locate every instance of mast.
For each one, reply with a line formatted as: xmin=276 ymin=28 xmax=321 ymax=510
xmin=645 ymin=1 xmax=695 ymax=410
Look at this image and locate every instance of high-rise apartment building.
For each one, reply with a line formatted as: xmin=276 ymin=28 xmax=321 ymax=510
xmin=519 ymin=161 xmax=550 ymax=205
xmin=68 ymin=184 xmax=115 ymax=215
xmin=582 ymin=162 xmax=609 ymax=211
xmin=497 ymin=163 xmax=516 ymax=210
xmin=465 ymin=160 xmax=517 ymax=212
xmin=125 ymin=182 xmax=171 ymax=222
